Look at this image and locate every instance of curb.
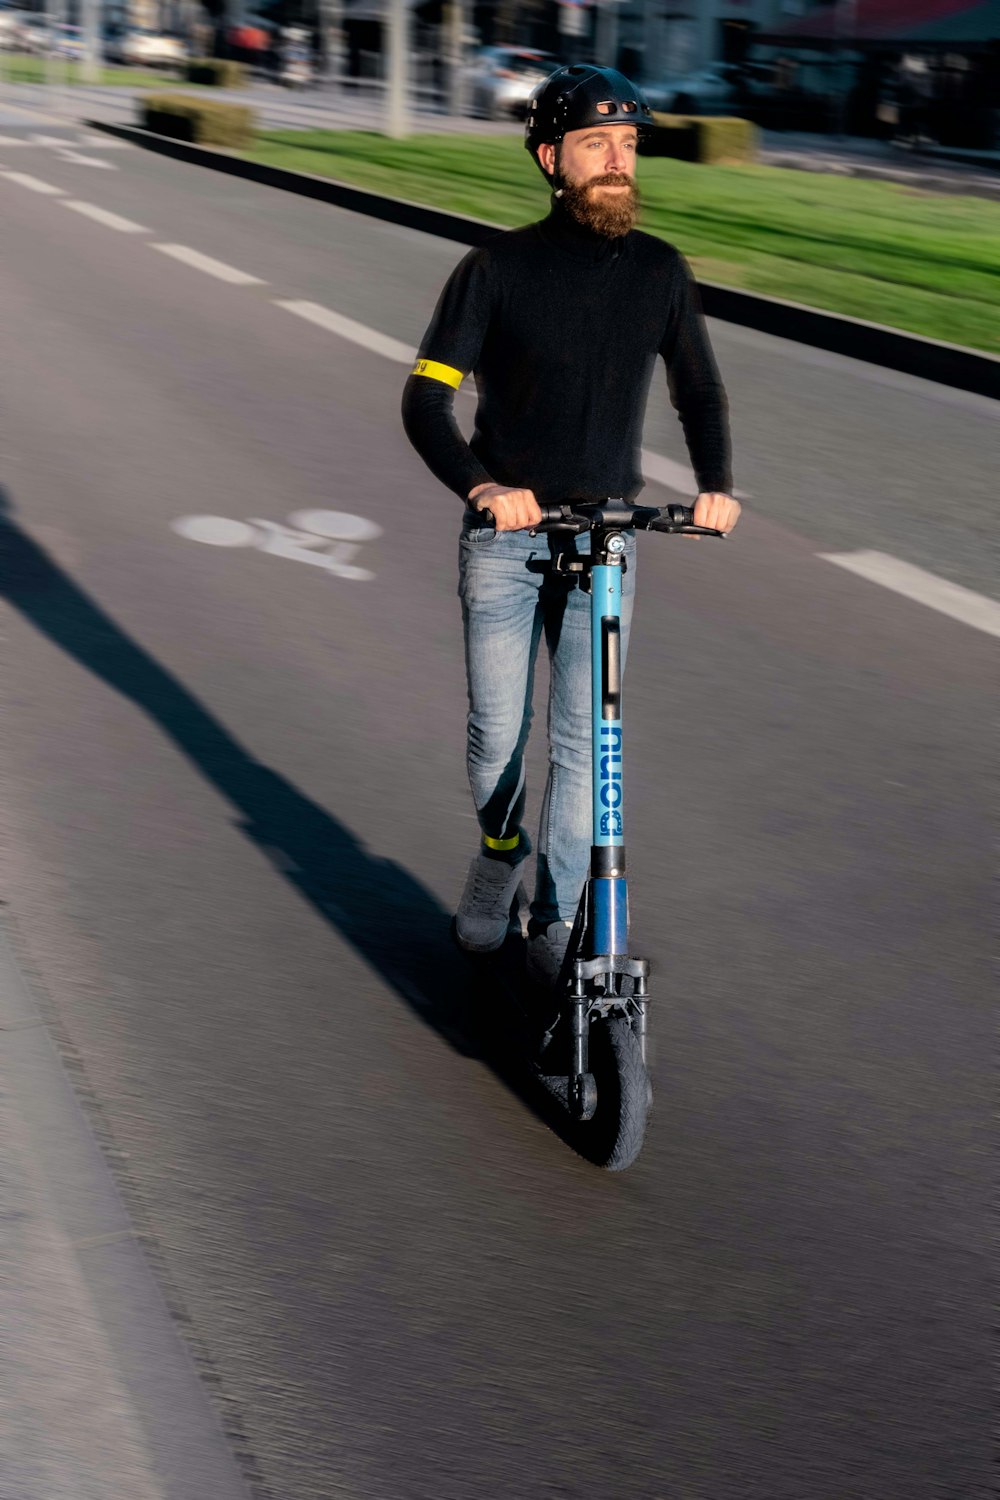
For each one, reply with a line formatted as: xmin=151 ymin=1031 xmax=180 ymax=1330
xmin=89 ymin=120 xmax=999 ymax=402
xmin=0 ymin=919 xmax=252 ymax=1500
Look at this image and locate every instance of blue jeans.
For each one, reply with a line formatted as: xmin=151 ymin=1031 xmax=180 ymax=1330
xmin=458 ymin=515 xmax=636 ymax=929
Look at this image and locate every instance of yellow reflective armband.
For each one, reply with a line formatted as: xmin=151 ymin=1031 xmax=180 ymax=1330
xmin=411 ymin=358 xmax=464 ymax=390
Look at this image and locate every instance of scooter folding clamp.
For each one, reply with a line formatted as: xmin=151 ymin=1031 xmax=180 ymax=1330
xmin=572 ymin=955 xmax=650 ymax=982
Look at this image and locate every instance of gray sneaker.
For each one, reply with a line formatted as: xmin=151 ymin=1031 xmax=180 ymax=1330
xmin=454 ymin=850 xmax=524 ymax=953
xmin=526 ymin=920 xmax=575 ymax=988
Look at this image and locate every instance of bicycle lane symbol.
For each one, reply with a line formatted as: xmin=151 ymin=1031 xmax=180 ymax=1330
xmin=171 ymin=509 xmax=382 ymax=581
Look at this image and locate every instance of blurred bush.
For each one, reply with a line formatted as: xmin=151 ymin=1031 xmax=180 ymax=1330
xmin=184 ymin=59 xmax=247 ymax=88
xmin=645 ymin=114 xmax=757 ymax=165
xmin=140 ymin=95 xmax=256 ymax=147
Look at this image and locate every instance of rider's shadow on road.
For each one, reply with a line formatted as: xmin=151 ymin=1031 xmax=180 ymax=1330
xmin=0 ymin=486 xmax=508 ymax=1068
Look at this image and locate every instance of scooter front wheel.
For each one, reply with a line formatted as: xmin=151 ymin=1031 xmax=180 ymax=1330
xmin=573 ymin=1016 xmax=650 ymax=1172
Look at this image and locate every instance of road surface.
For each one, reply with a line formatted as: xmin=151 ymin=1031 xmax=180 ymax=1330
xmin=0 ymin=133 xmax=993 ymax=1500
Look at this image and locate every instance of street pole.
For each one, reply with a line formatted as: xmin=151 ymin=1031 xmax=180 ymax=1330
xmin=595 ymin=0 xmax=618 ymax=68
xmin=445 ymin=0 xmax=466 ymax=118
xmin=385 ymin=0 xmax=409 ymax=137
xmin=81 ymin=0 xmax=100 ymax=84
xmin=318 ymin=0 xmax=344 ymax=89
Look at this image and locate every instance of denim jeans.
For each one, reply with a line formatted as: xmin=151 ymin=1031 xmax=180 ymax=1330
xmin=458 ymin=514 xmax=636 ymax=929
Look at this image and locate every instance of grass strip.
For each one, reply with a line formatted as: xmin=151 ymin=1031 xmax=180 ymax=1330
xmin=2 ymin=57 xmax=177 ymax=87
xmin=245 ymin=130 xmax=1000 ymax=354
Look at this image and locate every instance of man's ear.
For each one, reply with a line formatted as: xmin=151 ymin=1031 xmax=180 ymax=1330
xmin=537 ymin=141 xmax=556 ymax=178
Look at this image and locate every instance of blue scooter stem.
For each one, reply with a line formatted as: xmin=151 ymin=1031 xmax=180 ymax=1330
xmin=591 ymin=562 xmax=628 ymax=956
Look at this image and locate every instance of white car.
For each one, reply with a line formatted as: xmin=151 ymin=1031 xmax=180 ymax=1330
xmin=109 ymin=29 xmax=187 ymax=68
xmin=646 ymin=64 xmax=765 ymax=117
xmin=14 ymin=14 xmax=52 ymax=53
xmin=0 ymin=10 xmax=21 ymax=51
xmin=464 ymin=46 xmax=557 ymax=121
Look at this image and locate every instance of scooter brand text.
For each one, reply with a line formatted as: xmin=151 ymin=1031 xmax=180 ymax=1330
xmin=599 ymin=725 xmax=623 ymax=838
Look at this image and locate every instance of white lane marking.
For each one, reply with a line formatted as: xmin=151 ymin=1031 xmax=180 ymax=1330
xmin=275 ymin=299 xmax=415 ymax=363
xmin=173 ymin=517 xmax=258 ymax=546
xmin=63 ymin=199 xmax=149 ymax=233
xmin=0 ymin=171 xmax=65 ymax=195
xmin=640 ymin=448 xmax=697 ymax=495
xmin=641 ymin=447 xmax=750 ymax=500
xmin=0 ymin=136 xmax=29 ymax=146
xmin=153 ymin=243 xmax=265 ymax=285
xmin=56 ymin=150 xmax=117 ymax=169
xmin=820 ymin=550 xmax=1000 ymax=638
xmin=287 ymin=509 xmax=382 ymax=542
xmin=172 ymin=511 xmax=381 ymax=580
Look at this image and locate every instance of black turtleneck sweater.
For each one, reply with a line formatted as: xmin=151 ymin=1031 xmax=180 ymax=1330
xmin=401 ymin=198 xmax=732 ymax=507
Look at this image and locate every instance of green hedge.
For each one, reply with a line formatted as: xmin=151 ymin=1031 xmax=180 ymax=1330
xmin=140 ymin=94 xmax=256 ymax=148
xmin=644 ymin=114 xmax=757 ymax=165
xmin=184 ymin=58 xmax=246 ymax=88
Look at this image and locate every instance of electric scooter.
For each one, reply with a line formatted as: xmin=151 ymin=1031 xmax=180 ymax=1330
xmin=470 ymin=498 xmax=727 ymax=1171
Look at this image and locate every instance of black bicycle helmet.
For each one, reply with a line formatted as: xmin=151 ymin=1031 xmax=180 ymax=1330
xmin=525 ymin=64 xmax=652 ymax=177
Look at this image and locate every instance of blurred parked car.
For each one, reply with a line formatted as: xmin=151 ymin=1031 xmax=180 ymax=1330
xmin=15 ymin=14 xmax=52 ymax=53
xmin=646 ymin=62 xmax=769 ymax=116
xmin=0 ymin=9 xmax=21 ymax=50
xmin=106 ymin=28 xmax=186 ymax=67
xmin=50 ymin=23 xmax=86 ymax=61
xmin=464 ymin=46 xmax=557 ymax=120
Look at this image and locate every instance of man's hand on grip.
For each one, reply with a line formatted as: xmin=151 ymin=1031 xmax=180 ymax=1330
xmin=693 ymin=492 xmax=741 ymax=534
xmin=468 ymin=482 xmax=542 ymax=532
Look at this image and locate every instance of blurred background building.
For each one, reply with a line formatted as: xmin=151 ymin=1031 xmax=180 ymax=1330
xmin=1 ymin=0 xmax=996 ymax=144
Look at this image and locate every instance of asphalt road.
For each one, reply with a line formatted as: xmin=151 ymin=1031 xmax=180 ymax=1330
xmin=0 ymin=137 xmax=993 ymax=1500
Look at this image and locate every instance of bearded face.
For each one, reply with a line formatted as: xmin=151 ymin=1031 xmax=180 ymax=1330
xmin=559 ymin=169 xmax=640 ymax=238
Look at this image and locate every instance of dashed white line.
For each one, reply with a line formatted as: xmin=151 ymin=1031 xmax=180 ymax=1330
xmin=63 ymin=200 xmax=149 ymax=233
xmin=56 ymin=150 xmax=117 ymax=169
xmin=820 ymin=550 xmax=1000 ymax=638
xmin=274 ymin=299 xmax=415 ymax=363
xmin=152 ymin=243 xmax=265 ymax=285
xmin=0 ymin=171 xmax=65 ymax=195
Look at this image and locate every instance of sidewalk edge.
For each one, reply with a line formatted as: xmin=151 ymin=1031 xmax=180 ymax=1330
xmin=0 ymin=917 xmax=259 ymax=1500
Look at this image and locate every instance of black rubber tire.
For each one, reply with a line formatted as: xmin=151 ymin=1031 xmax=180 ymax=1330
xmin=572 ymin=1017 xmax=650 ymax=1172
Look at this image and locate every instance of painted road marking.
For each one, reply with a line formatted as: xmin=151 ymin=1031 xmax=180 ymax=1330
xmin=0 ymin=171 xmax=65 ymax=194
xmin=172 ymin=510 xmax=381 ymax=580
xmin=275 ymin=300 xmax=415 ymax=364
xmin=153 ymin=244 xmax=265 ymax=285
xmin=63 ymin=200 xmax=149 ymax=233
xmin=820 ymin=550 xmax=1000 ymax=638
xmin=56 ymin=150 xmax=117 ymax=169
xmin=640 ymin=448 xmax=750 ymax=501
xmin=173 ymin=517 xmax=259 ymax=546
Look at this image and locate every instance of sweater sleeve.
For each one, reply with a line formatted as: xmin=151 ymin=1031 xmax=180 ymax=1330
xmin=401 ymin=247 xmax=495 ymax=502
xmin=659 ymin=252 xmax=733 ymax=495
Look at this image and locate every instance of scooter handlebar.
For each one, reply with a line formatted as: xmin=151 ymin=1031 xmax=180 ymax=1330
xmin=471 ymin=500 xmax=725 ymax=539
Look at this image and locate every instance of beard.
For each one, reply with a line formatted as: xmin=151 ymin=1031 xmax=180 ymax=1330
xmin=559 ymin=172 xmax=640 ymax=239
